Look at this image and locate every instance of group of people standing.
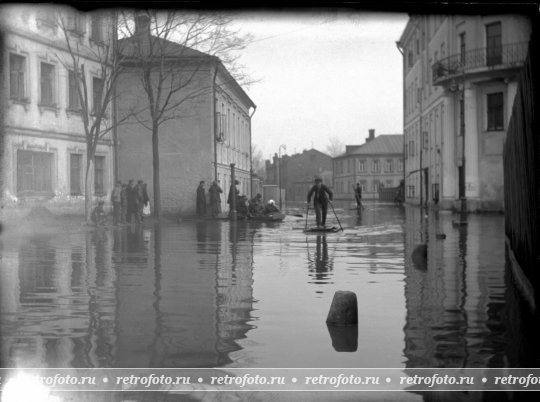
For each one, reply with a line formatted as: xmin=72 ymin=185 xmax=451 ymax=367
xmin=110 ymin=179 xmax=150 ymax=225
xmin=196 ymin=180 xmax=224 ymax=218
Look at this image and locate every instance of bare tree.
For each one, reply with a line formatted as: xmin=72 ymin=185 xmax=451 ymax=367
xmin=326 ymin=136 xmax=345 ymax=157
xmin=56 ymin=9 xmax=131 ymax=222
xmin=117 ymin=10 xmax=253 ymax=219
xmin=251 ymin=144 xmax=266 ymax=179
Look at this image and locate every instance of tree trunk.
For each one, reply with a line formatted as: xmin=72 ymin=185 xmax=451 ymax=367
xmin=152 ymin=122 xmax=161 ymax=220
xmin=85 ymin=154 xmax=95 ymax=223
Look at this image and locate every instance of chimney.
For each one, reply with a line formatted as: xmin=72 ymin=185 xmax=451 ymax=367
xmin=366 ymin=129 xmax=375 ymax=142
xmin=135 ymin=14 xmax=151 ymax=35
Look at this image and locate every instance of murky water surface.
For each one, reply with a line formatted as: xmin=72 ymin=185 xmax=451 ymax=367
xmin=1 ymin=204 xmax=538 ymax=400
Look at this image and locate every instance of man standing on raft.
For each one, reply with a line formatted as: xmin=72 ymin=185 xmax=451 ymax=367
xmin=307 ymin=175 xmax=333 ymax=228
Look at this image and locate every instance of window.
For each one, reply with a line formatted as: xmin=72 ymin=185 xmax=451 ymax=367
xmin=90 ymin=14 xmax=103 ymax=42
xmin=408 ymin=50 xmax=414 ymax=68
xmin=68 ymin=70 xmax=80 ymax=110
xmin=17 ymin=150 xmax=53 ymax=197
xmin=92 ymin=77 xmax=103 ymax=114
xmin=385 ymin=159 xmax=393 ymax=173
xmin=372 ymin=160 xmax=380 ymax=173
xmin=487 ymin=92 xmax=504 ymax=131
xmin=358 ymin=159 xmax=366 ymax=172
xmin=459 ymin=32 xmax=466 ymax=65
xmin=40 ymin=62 xmax=55 ymax=106
xmin=486 ymin=22 xmax=502 ymax=66
xmin=37 ymin=9 xmax=55 ymax=26
xmin=372 ymin=180 xmax=380 ymax=192
xmin=66 ymin=11 xmax=85 ymax=35
xmin=94 ymin=155 xmax=105 ymax=196
xmin=398 ymin=159 xmax=403 ymax=172
xmin=408 ymin=185 xmax=416 ymax=198
xmin=360 ymin=180 xmax=367 ymax=192
xmin=9 ymin=54 xmax=26 ymax=101
xmin=70 ymin=154 xmax=82 ymax=195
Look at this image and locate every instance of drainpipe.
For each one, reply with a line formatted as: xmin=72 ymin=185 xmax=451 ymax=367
xmin=249 ymin=106 xmax=257 ymax=199
xmin=212 ymin=61 xmax=219 ymax=182
xmin=396 ymin=40 xmax=406 ymax=203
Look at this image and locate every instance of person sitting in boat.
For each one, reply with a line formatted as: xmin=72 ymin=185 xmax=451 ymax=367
xmin=236 ymin=195 xmax=250 ymax=219
xmin=249 ymin=193 xmax=264 ymax=216
xmin=91 ymin=200 xmax=107 ymax=226
xmin=264 ymin=199 xmax=280 ymax=214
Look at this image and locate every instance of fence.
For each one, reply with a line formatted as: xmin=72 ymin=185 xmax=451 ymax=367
xmin=503 ymin=33 xmax=540 ymax=307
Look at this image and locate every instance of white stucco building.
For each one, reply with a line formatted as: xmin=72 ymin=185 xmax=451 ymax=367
xmin=399 ymin=15 xmax=531 ymax=211
xmin=1 ymin=5 xmax=114 ymax=216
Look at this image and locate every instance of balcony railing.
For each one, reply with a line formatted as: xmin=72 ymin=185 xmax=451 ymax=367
xmin=432 ymin=42 xmax=529 ymax=84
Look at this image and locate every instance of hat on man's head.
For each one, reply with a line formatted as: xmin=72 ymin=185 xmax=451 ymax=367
xmin=234 ymin=180 xmax=240 ymax=184
xmin=314 ymin=175 xmax=323 ymax=183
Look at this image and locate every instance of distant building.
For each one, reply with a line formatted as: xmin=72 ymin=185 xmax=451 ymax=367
xmin=333 ymin=130 xmax=403 ymax=201
xmin=0 ymin=5 xmax=114 ymax=214
xmin=398 ymin=15 xmax=531 ymax=211
xmin=265 ymin=148 xmax=333 ymax=203
xmin=116 ymin=15 xmax=255 ymax=215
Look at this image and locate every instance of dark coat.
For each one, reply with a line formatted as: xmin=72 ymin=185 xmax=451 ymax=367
xmin=197 ymin=185 xmax=206 ymax=204
xmin=354 ymin=186 xmax=362 ymax=202
xmin=227 ymin=185 xmax=239 ymax=205
xmin=209 ymin=183 xmax=223 ymax=203
xmin=127 ymin=185 xmax=140 ymax=208
xmin=307 ymin=184 xmax=333 ymax=206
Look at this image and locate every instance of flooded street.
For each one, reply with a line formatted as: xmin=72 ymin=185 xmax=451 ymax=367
xmin=1 ymin=204 xmax=539 ymax=400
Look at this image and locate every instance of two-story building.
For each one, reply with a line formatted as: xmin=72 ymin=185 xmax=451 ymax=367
xmin=116 ymin=15 xmax=255 ymax=215
xmin=398 ymin=15 xmax=531 ymax=211
xmin=333 ymin=129 xmax=403 ymax=201
xmin=1 ymin=5 xmax=114 ymax=217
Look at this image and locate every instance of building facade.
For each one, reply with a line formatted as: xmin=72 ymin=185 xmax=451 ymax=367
xmin=333 ymin=130 xmax=403 ymax=201
xmin=1 ymin=5 xmax=115 ymax=216
xmin=399 ymin=15 xmax=531 ymax=211
xmin=116 ymin=18 xmax=255 ymax=216
xmin=265 ymin=148 xmax=333 ymax=203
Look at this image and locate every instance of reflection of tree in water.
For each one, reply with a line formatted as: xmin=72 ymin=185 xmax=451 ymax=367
xmin=307 ymin=235 xmax=334 ymax=283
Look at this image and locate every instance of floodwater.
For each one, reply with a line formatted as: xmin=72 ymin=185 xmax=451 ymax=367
xmin=1 ymin=203 xmax=538 ymax=401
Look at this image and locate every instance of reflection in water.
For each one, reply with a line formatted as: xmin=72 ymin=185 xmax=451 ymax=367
xmin=0 ymin=222 xmax=255 ymax=369
xmin=1 ymin=204 xmax=538 ymax=396
xmin=402 ymin=206 xmax=540 ymax=371
xmin=307 ymin=235 xmax=334 ymax=283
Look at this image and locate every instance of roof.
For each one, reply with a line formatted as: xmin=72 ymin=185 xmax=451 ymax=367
xmin=337 ymin=135 xmax=403 ymax=157
xmin=119 ymin=34 xmax=210 ymax=59
xmin=118 ymin=32 xmax=255 ymax=108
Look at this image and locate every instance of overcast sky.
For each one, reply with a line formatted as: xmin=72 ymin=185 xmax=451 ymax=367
xmin=233 ymin=11 xmax=409 ymax=160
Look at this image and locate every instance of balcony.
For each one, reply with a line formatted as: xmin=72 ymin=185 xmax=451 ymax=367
xmin=432 ymin=42 xmax=529 ymax=85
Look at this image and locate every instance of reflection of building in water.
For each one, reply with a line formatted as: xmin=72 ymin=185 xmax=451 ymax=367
xmin=402 ymin=206 xmax=510 ymax=370
xmin=0 ymin=232 xmax=116 ymax=367
xmin=1 ymin=222 xmax=255 ymax=368
xmin=115 ymin=221 xmax=254 ymax=367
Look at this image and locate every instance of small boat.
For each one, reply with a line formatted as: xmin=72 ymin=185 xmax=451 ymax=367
xmin=248 ymin=213 xmax=286 ymax=222
xmin=303 ymin=226 xmax=341 ymax=233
